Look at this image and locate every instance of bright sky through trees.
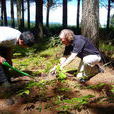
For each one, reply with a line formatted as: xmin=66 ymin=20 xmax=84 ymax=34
xmin=4 ymin=0 xmax=114 ymax=27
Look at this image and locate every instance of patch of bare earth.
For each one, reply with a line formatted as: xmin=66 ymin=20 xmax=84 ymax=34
xmin=0 ymin=58 xmax=114 ymax=114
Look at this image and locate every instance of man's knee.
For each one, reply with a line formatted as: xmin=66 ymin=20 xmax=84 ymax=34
xmin=83 ymin=57 xmax=91 ymax=65
xmin=83 ymin=55 xmax=101 ymax=66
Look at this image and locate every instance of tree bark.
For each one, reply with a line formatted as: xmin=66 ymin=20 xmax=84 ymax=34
xmin=17 ymin=0 xmax=22 ymax=30
xmin=27 ymin=0 xmax=30 ymax=28
xmin=0 ymin=0 xmax=4 ymax=26
xmin=46 ymin=1 xmax=50 ymax=28
xmin=2 ymin=0 xmax=7 ymax=26
xmin=63 ymin=0 xmax=67 ymax=28
xmin=21 ymin=0 xmax=24 ymax=29
xmin=81 ymin=0 xmax=99 ymax=46
xmin=107 ymin=0 xmax=111 ymax=29
xmin=76 ymin=0 xmax=81 ymax=29
xmin=10 ymin=0 xmax=15 ymax=27
xmin=35 ymin=0 xmax=43 ymax=39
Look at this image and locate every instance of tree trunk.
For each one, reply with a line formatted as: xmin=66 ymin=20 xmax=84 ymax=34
xmin=76 ymin=0 xmax=81 ymax=29
xmin=10 ymin=0 xmax=15 ymax=27
xmin=63 ymin=0 xmax=67 ymax=28
xmin=0 ymin=0 xmax=2 ymax=25
xmin=3 ymin=0 xmax=7 ymax=26
xmin=81 ymin=0 xmax=99 ymax=46
xmin=107 ymin=0 xmax=111 ymax=29
xmin=27 ymin=0 xmax=30 ymax=28
xmin=21 ymin=0 xmax=24 ymax=29
xmin=0 ymin=0 xmax=4 ymax=26
xmin=17 ymin=0 xmax=22 ymax=30
xmin=46 ymin=2 xmax=50 ymax=28
xmin=35 ymin=0 xmax=43 ymax=39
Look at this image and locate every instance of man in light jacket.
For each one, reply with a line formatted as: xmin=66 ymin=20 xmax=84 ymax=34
xmin=0 ymin=26 xmax=35 ymax=87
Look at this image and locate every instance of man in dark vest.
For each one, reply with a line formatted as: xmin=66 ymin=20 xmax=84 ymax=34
xmin=51 ymin=29 xmax=104 ymax=82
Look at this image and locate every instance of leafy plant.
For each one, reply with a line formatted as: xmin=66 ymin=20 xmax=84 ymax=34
xmin=26 ymin=80 xmax=47 ymax=89
xmin=36 ymin=105 xmax=42 ymax=112
xmin=55 ymin=95 xmax=95 ymax=111
xmin=49 ymin=36 xmax=62 ymax=47
xmin=111 ymin=85 xmax=114 ymax=93
xmin=58 ymin=87 xmax=71 ymax=92
xmin=99 ymin=42 xmax=114 ymax=52
xmin=56 ymin=65 xmax=67 ymax=80
xmin=18 ymin=89 xmax=30 ymax=96
xmin=86 ymin=83 xmax=106 ymax=89
xmin=17 ymin=80 xmax=47 ymax=96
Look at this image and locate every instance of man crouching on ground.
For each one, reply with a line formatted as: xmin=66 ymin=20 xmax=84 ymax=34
xmin=0 ymin=26 xmax=35 ymax=88
xmin=51 ymin=29 xmax=104 ymax=82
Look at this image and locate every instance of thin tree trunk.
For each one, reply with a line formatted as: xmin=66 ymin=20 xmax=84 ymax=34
xmin=63 ymin=0 xmax=67 ymax=28
xmin=107 ymin=0 xmax=111 ymax=29
xmin=21 ymin=0 xmax=24 ymax=29
xmin=3 ymin=0 xmax=7 ymax=26
xmin=1 ymin=0 xmax=4 ymax=26
xmin=76 ymin=0 xmax=81 ymax=29
xmin=46 ymin=2 xmax=50 ymax=28
xmin=35 ymin=0 xmax=43 ymax=38
xmin=27 ymin=0 xmax=30 ymax=28
xmin=17 ymin=0 xmax=22 ymax=30
xmin=10 ymin=0 xmax=15 ymax=27
xmin=0 ymin=0 xmax=1 ymax=25
xmin=35 ymin=0 xmax=39 ymax=28
xmin=81 ymin=0 xmax=99 ymax=46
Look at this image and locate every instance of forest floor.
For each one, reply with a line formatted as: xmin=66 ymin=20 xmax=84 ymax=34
xmin=0 ymin=39 xmax=114 ymax=114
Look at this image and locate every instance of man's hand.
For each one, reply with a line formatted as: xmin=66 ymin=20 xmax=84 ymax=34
xmin=0 ymin=56 xmax=6 ymax=64
xmin=50 ymin=65 xmax=64 ymax=74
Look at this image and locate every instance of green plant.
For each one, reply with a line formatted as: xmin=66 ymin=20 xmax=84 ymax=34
xmin=36 ymin=105 xmax=42 ymax=112
xmin=99 ymin=42 xmax=114 ymax=52
xmin=26 ymin=80 xmax=47 ymax=89
xmin=17 ymin=80 xmax=47 ymax=96
xmin=18 ymin=89 xmax=30 ymax=96
xmin=58 ymin=87 xmax=71 ymax=92
xmin=110 ymin=85 xmax=114 ymax=93
xmin=18 ymin=79 xmax=57 ymax=96
xmin=56 ymin=65 xmax=67 ymax=80
xmin=86 ymin=83 xmax=106 ymax=89
xmin=54 ymin=95 xmax=95 ymax=111
xmin=49 ymin=36 xmax=62 ymax=47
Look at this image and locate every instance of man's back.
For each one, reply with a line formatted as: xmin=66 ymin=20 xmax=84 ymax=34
xmin=0 ymin=27 xmax=21 ymax=47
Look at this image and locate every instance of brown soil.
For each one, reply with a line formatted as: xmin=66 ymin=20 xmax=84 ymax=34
xmin=0 ymin=59 xmax=114 ymax=114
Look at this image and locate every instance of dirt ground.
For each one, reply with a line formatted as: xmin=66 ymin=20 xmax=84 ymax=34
xmin=0 ymin=58 xmax=114 ymax=114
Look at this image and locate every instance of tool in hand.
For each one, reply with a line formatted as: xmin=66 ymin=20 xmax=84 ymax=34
xmin=2 ymin=61 xmax=31 ymax=77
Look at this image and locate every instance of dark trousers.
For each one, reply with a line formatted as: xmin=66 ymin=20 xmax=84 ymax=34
xmin=0 ymin=46 xmax=13 ymax=83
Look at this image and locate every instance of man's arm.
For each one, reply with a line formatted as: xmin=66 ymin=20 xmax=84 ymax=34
xmin=60 ymin=53 xmax=77 ymax=69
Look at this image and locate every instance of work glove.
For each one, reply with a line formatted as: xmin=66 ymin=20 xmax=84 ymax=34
xmin=59 ymin=57 xmax=66 ymax=65
xmin=50 ymin=65 xmax=57 ymax=74
xmin=0 ymin=56 xmax=6 ymax=65
xmin=50 ymin=65 xmax=64 ymax=74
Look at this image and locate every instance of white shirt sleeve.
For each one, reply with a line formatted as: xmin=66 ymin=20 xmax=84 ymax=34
xmin=60 ymin=52 xmax=77 ymax=68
